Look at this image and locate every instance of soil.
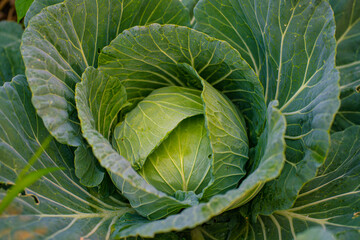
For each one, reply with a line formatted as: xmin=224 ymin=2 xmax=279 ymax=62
xmin=0 ymin=0 xmax=17 ymax=22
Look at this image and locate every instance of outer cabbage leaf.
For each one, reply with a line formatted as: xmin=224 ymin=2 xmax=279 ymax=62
xmin=181 ymin=0 xmax=199 ymax=21
xmin=21 ymin=0 xmax=190 ymax=147
xmin=73 ymin=67 xmax=129 ymax=188
xmin=24 ymin=0 xmax=63 ymax=27
xmin=99 ymin=24 xmax=266 ymax=144
xmin=330 ymin=0 xmax=360 ymax=130
xmin=21 ymin=0 xmax=190 ymax=187
xmin=74 ymin=144 xmax=105 ymax=187
xmin=79 ymin=67 xmax=129 ymax=140
xmin=0 ymin=22 xmax=24 ymax=85
xmin=181 ymin=0 xmax=199 ymax=14
xmin=335 ymin=230 xmax=360 ymax=240
xmin=195 ymin=0 xmax=340 ymax=214
xmin=76 ymin=67 xmax=194 ymax=220
xmin=224 ymin=126 xmax=360 ymax=240
xmin=198 ymin=216 xmax=340 ymax=240
xmin=0 ymin=76 xmax=132 ymax=239
xmin=75 ymin=65 xmax=131 ymax=187
xmin=110 ymin=101 xmax=285 ymax=238
xmin=296 ymin=227 xmax=336 ymax=240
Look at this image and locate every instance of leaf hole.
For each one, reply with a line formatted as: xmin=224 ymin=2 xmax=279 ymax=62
xmin=0 ymin=182 xmax=40 ymax=205
xmin=28 ymin=194 xmax=40 ymax=205
xmin=356 ymin=85 xmax=360 ymax=93
xmin=0 ymin=182 xmax=14 ymax=191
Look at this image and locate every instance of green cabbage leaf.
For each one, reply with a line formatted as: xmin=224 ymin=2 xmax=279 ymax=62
xmin=0 ymin=0 xmax=359 ymax=239
xmin=194 ymin=0 xmax=340 ymax=215
xmin=0 ymin=22 xmax=24 ymax=85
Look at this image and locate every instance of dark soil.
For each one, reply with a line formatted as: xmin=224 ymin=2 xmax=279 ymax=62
xmin=0 ymin=0 xmax=17 ymax=22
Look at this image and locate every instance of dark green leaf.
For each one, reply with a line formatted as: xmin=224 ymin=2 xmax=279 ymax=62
xmin=181 ymin=0 xmax=199 ymax=14
xmin=0 ymin=167 xmax=60 ymax=214
xmin=231 ymin=126 xmax=360 ymax=239
xmin=24 ymin=0 xmax=63 ymax=27
xmin=296 ymin=227 xmax=335 ymax=240
xmin=0 ymin=76 xmax=131 ymax=239
xmin=194 ymin=0 xmax=261 ymax=74
xmin=181 ymin=0 xmax=199 ymax=21
xmin=330 ymin=0 xmax=360 ymax=131
xmin=0 ymin=135 xmax=58 ymax=214
xmin=335 ymin=229 xmax=360 ymax=240
xmin=195 ymin=0 xmax=340 ymax=215
xmin=18 ymin=136 xmax=52 ymax=178
xmin=21 ymin=0 xmax=190 ymax=146
xmin=0 ymin=21 xmax=24 ymax=85
xmin=74 ymin=144 xmax=105 ymax=187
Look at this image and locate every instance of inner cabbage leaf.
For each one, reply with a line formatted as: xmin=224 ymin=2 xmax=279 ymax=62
xmin=141 ymin=115 xmax=212 ymax=196
xmin=114 ymin=86 xmax=204 ymax=170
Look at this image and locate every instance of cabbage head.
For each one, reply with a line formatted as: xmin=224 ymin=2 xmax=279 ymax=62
xmin=1 ymin=0 xmax=359 ymax=239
